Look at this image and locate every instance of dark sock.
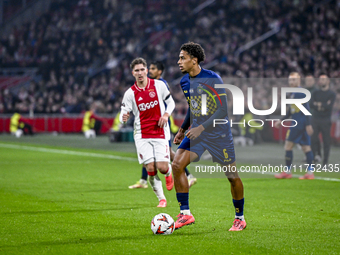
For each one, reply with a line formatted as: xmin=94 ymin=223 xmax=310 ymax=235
xmin=141 ymin=167 xmax=148 ymax=181
xmin=233 ymin=198 xmax=244 ymax=217
xmin=184 ymin=167 xmax=190 ymax=176
xmin=305 ymin=151 xmax=314 ymax=171
xmin=176 ymin=193 xmax=189 ymax=210
xmin=285 ymin=150 xmax=293 ymax=170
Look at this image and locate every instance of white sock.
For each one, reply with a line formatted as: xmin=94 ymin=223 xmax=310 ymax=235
xmin=235 ymin=215 xmax=245 ymax=221
xmin=148 ymin=174 xmax=166 ymax=201
xmin=180 ymin=209 xmax=191 ymax=215
xmin=139 ymin=179 xmax=147 ymax=185
xmin=164 ymin=164 xmax=172 ymax=177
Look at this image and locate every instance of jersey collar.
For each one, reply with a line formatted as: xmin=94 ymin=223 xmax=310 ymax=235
xmin=134 ymin=78 xmax=150 ymax=91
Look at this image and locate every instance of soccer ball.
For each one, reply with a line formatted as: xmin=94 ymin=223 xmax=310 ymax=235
xmin=151 ymin=213 xmax=175 ymax=235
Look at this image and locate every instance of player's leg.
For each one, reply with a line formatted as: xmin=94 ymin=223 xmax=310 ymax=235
xmin=223 ymin=162 xmax=246 ymax=231
xmin=170 ymin=145 xmax=197 ymax=188
xmin=203 ymin=137 xmax=245 ymax=231
xmin=311 ymin=119 xmax=322 ymax=162
xmin=145 ymin=160 xmax=167 ymax=207
xmin=128 ymin=166 xmax=148 ymax=189
xmin=299 ymin=145 xmax=314 ymax=179
xmin=154 ymin=139 xmax=173 ymax=191
xmin=172 ymin=148 xmax=198 ymax=229
xmin=156 ymin=161 xmax=173 ymax=191
xmin=275 ymin=140 xmax=294 ymax=179
xmin=320 ymin=119 xmax=332 ymax=166
xmin=135 ymin=139 xmax=166 ymax=206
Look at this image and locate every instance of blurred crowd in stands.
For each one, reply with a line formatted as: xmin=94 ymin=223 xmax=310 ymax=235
xmin=0 ymin=0 xmax=339 ymax=118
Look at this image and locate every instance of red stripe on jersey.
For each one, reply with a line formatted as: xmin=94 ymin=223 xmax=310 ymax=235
xmin=133 ymin=79 xmax=165 ymax=139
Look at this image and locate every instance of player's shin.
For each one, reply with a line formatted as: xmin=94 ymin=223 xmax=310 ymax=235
xmin=285 ymin=150 xmax=293 ymax=172
xmin=148 ymin=171 xmax=166 ymax=201
xmin=233 ymin=198 xmax=245 ymax=221
xmin=164 ymin=164 xmax=172 ymax=177
xmin=176 ymin=192 xmax=190 ymax=215
xmin=305 ymin=150 xmax=314 ymax=172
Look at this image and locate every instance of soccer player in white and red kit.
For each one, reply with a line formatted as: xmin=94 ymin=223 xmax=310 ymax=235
xmin=119 ymin=58 xmax=175 ymax=207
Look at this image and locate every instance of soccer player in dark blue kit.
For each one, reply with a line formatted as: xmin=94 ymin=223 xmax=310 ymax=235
xmin=172 ymin=42 xmax=246 ymax=231
xmin=274 ymin=72 xmax=315 ymax=179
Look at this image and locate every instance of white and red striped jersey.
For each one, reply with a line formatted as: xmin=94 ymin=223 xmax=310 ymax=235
xmin=120 ymin=78 xmax=173 ymax=140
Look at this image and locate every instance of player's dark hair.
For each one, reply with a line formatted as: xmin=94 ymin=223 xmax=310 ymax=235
xmin=180 ymin=42 xmax=206 ymax=64
xmin=130 ymin=57 xmax=147 ymax=70
xmin=150 ymin=61 xmax=164 ymax=72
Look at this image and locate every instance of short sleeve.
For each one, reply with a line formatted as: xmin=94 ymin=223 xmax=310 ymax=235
xmin=121 ymin=89 xmax=133 ymax=113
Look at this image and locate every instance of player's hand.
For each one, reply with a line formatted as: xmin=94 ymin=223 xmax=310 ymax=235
xmin=122 ymin=113 xmax=130 ymax=123
xmin=186 ymin=125 xmax=205 ymax=140
xmin=306 ymin=125 xmax=313 ymax=136
xmin=274 ymin=120 xmax=281 ymax=129
xmin=158 ymin=113 xmax=169 ymax=128
xmin=173 ymin=130 xmax=185 ymax=145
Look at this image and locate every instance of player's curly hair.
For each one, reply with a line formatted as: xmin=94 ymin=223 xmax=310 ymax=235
xmin=180 ymin=42 xmax=206 ymax=64
xmin=130 ymin=57 xmax=147 ymax=69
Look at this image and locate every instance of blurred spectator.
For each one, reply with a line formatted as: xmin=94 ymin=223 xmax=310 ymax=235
xmin=0 ymin=0 xmax=339 ymax=117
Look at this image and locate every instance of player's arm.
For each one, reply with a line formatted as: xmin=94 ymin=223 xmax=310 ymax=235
xmin=159 ymin=93 xmax=175 ymax=128
xmin=274 ymin=106 xmax=291 ymax=128
xmin=158 ymin=81 xmax=175 ymax=128
xmin=320 ymin=92 xmax=336 ymax=111
xmin=173 ymin=106 xmax=192 ymax=145
xmin=119 ymin=91 xmax=133 ymax=124
xmin=310 ymin=90 xmax=317 ymax=110
xmin=303 ymin=102 xmax=313 ymax=136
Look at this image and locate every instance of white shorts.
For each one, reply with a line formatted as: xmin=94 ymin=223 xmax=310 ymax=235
xmin=135 ymin=138 xmax=170 ymax=164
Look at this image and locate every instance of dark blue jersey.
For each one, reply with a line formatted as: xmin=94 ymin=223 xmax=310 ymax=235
xmin=285 ymin=91 xmax=311 ymax=130
xmin=180 ymin=68 xmax=232 ymax=140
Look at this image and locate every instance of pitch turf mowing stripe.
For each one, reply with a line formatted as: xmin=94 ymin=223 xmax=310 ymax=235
xmin=0 ymin=143 xmax=135 ymax=161
xmin=1 ymin=142 xmax=340 ymax=182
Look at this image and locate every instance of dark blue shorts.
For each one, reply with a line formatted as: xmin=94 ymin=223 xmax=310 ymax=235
xmin=286 ymin=128 xmax=311 ymax=145
xmin=178 ymin=136 xmax=235 ymax=165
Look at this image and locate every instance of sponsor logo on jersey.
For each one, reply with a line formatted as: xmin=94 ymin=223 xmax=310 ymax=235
xmin=138 ymin=97 xmax=143 ymax=101
xmin=197 ymin=85 xmax=204 ymax=94
xmin=149 ymin=92 xmax=156 ymax=98
xmin=191 ymin=99 xmax=198 ymax=109
xmin=138 ymin=100 xmax=159 ymax=111
xmin=121 ymin=103 xmax=125 ymax=107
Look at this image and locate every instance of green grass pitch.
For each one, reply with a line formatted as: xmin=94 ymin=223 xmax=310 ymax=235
xmin=0 ymin=134 xmax=339 ymax=254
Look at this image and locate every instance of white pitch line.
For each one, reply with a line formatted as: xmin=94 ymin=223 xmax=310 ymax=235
xmin=0 ymin=143 xmax=136 ymax=161
xmin=1 ymin=143 xmax=339 ymax=182
xmin=252 ymin=170 xmax=340 ymax=182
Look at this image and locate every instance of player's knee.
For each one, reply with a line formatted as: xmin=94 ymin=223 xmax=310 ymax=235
xmin=301 ymin=145 xmax=311 ymax=153
xmin=225 ymin=170 xmax=239 ymax=180
xmin=156 ymin=162 xmax=169 ymax=174
xmin=145 ymin=163 xmax=155 ymax=173
xmin=171 ymin=160 xmax=182 ymax=172
xmin=284 ymin=144 xmax=293 ymax=151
